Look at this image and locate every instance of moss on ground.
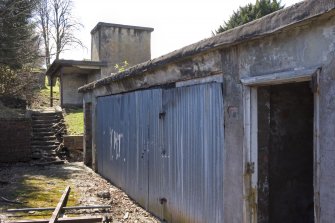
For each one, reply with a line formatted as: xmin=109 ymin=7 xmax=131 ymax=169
xmin=3 ymin=175 xmax=78 ymax=220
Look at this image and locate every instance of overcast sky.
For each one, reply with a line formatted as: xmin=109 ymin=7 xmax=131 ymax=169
xmin=62 ymin=0 xmax=303 ymax=60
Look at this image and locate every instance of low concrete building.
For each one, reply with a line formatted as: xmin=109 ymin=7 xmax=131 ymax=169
xmin=46 ymin=23 xmax=154 ymax=108
xmin=46 ymin=60 xmax=107 ymax=108
xmin=80 ymin=1 xmax=335 ymax=222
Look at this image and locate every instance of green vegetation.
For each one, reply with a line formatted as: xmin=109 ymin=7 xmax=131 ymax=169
xmin=31 ymin=77 xmax=60 ymax=108
xmin=32 ymin=78 xmax=84 ymax=135
xmin=38 ymin=81 xmax=60 ymax=99
xmin=114 ymin=60 xmax=129 ymax=72
xmin=64 ymin=108 xmax=84 ymax=135
xmin=215 ymin=0 xmax=283 ymax=34
xmin=0 ymin=0 xmax=40 ymax=69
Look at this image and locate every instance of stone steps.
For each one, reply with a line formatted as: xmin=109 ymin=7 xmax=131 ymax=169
xmin=32 ymin=145 xmax=59 ymax=151
xmin=32 ymin=119 xmax=59 ymax=123
xmin=33 ymin=136 xmax=57 ymax=141
xmin=33 ymin=131 xmax=55 ymax=137
xmin=31 ymin=109 xmax=67 ymax=159
xmin=32 ymin=124 xmax=56 ymax=128
xmin=31 ymin=140 xmax=60 ymax=146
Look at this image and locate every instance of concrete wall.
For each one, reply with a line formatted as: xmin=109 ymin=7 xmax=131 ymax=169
xmin=61 ymin=74 xmax=87 ymax=107
xmin=319 ymin=56 xmax=335 ymax=222
xmin=0 ymin=118 xmax=31 ymax=162
xmin=87 ymin=72 xmax=101 ymax=83
xmin=91 ymin=23 xmax=153 ymax=77
xmin=82 ymin=4 xmax=335 ymax=222
xmin=238 ymin=15 xmax=335 ymax=78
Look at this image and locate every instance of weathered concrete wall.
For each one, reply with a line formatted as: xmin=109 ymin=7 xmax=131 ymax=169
xmin=220 ymin=46 xmax=244 ymax=223
xmin=87 ymin=72 xmax=101 ymax=83
xmin=235 ymin=12 xmax=335 ymax=223
xmin=91 ymin=23 xmax=153 ymax=77
xmin=238 ymin=14 xmax=335 ymax=78
xmin=81 ymin=3 xmax=335 ymax=222
xmin=88 ymin=51 xmax=222 ymax=97
xmin=0 ymin=118 xmax=31 ymax=162
xmin=61 ymin=74 xmax=86 ymax=107
xmin=319 ymin=56 xmax=335 ymax=223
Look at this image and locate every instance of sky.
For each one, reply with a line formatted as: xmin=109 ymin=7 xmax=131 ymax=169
xmin=63 ymin=0 xmax=303 ymax=61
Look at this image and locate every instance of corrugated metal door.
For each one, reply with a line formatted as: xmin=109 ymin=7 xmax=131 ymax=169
xmin=96 ymin=89 xmax=162 ymax=209
xmin=148 ymin=83 xmax=225 ymax=223
xmin=96 ymin=82 xmax=224 ymax=222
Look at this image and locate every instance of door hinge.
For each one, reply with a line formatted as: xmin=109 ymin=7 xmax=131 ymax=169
xmin=246 ymin=162 xmax=255 ymax=174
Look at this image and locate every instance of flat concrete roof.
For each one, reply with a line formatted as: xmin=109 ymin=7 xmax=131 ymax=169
xmin=79 ymin=0 xmax=335 ymax=93
xmin=46 ymin=60 xmax=107 ymax=77
xmin=91 ymin=22 xmax=154 ymax=34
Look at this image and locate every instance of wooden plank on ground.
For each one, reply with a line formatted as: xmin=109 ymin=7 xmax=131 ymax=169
xmin=7 ymin=205 xmax=111 ymax=213
xmin=49 ymin=186 xmax=71 ymax=223
xmin=11 ymin=216 xmax=103 ymax=223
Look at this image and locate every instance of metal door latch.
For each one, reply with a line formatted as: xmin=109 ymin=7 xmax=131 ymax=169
xmin=159 ymin=112 xmax=166 ymax=119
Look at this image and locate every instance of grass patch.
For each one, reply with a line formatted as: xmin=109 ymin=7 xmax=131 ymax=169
xmin=31 ymin=78 xmax=60 ymax=108
xmin=64 ymin=108 xmax=84 ymax=135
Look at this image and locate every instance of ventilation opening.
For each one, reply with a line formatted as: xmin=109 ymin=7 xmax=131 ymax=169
xmin=257 ymin=82 xmax=314 ymax=223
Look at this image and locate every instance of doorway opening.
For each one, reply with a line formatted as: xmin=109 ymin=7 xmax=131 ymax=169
xmin=257 ymin=82 xmax=314 ymax=223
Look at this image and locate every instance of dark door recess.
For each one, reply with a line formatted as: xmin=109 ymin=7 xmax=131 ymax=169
xmin=257 ymin=82 xmax=314 ymax=223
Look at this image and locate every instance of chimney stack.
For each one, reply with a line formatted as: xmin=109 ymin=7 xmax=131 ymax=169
xmin=91 ymin=22 xmax=154 ymax=77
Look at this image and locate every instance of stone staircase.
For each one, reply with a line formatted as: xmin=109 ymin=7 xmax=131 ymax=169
xmin=31 ymin=109 xmax=66 ymax=160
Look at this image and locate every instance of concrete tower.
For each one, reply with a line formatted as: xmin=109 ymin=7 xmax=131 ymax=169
xmin=91 ymin=22 xmax=154 ymax=77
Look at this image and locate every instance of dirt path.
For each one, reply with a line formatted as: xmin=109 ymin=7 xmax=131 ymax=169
xmin=0 ymin=162 xmax=159 ymax=223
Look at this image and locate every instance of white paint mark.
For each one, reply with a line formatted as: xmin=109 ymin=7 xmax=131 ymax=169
xmin=109 ymin=128 xmax=123 ymax=161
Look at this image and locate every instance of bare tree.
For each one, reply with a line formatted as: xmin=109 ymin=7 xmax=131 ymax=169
xmin=37 ymin=0 xmax=51 ymax=67
xmin=36 ymin=0 xmax=84 ymax=67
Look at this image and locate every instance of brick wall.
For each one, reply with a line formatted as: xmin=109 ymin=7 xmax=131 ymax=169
xmin=0 ymin=118 xmax=31 ymax=162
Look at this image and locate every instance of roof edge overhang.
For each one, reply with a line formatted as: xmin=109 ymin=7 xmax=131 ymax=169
xmin=91 ymin=22 xmax=154 ymax=34
xmin=79 ymin=0 xmax=335 ymax=93
xmin=46 ymin=59 xmax=108 ymax=77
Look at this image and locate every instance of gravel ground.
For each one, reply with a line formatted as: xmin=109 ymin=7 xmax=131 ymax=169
xmin=0 ymin=162 xmax=160 ymax=223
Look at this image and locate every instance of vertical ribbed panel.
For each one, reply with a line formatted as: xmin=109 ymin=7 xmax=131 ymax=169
xmin=96 ymin=83 xmax=224 ymax=222
xmin=96 ymin=89 xmax=162 ymax=208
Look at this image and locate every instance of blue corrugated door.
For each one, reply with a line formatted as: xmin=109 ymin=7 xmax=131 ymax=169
xmin=96 ymin=82 xmax=224 ymax=223
xmin=148 ymin=83 xmax=225 ymax=223
xmin=96 ymin=89 xmax=162 ymax=209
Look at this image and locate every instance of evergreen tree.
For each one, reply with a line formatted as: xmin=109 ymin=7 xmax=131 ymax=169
xmin=0 ymin=0 xmax=40 ymax=69
xmin=215 ymin=0 xmax=283 ymax=34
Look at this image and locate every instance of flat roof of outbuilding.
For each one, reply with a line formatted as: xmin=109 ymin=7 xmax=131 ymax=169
xmin=46 ymin=60 xmax=107 ymax=77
